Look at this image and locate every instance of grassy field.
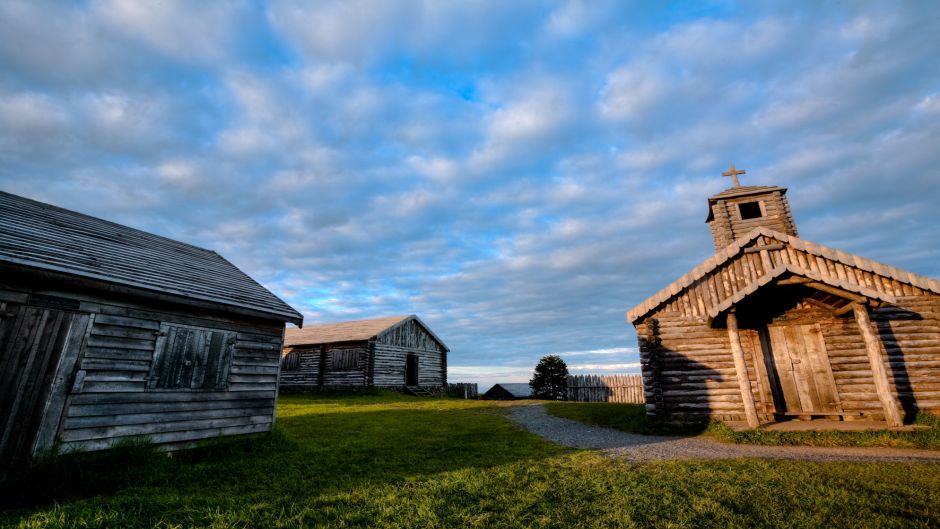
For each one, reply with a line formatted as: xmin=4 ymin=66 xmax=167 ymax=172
xmin=545 ymin=402 xmax=940 ymax=450
xmin=0 ymin=393 xmax=937 ymax=528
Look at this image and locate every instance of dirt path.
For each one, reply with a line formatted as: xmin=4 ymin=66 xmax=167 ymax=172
xmin=508 ymin=404 xmax=940 ymax=463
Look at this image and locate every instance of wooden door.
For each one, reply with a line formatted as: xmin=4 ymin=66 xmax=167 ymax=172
xmin=0 ymin=302 xmax=88 ymax=472
xmin=762 ymin=324 xmax=841 ymax=415
xmin=405 ymin=354 xmax=418 ymax=386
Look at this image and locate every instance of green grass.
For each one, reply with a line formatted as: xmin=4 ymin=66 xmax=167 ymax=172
xmin=546 ymin=402 xmax=940 ymax=450
xmin=0 ymin=393 xmax=937 ymax=528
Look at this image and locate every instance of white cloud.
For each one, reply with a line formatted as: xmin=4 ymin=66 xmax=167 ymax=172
xmin=94 ymin=0 xmax=243 ymax=61
xmin=559 ymin=347 xmax=637 ymax=357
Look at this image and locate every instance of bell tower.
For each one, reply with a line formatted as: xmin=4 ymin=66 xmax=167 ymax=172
xmin=706 ymin=163 xmax=798 ymax=250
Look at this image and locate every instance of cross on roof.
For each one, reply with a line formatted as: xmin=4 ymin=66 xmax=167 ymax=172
xmin=722 ymin=163 xmax=746 ymax=188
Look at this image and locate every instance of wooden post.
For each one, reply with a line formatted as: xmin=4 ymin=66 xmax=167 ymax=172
xmin=852 ymin=303 xmax=903 ymax=427
xmin=726 ymin=310 xmax=760 ymax=428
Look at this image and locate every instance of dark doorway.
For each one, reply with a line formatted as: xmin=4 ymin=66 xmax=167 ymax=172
xmin=1 ymin=304 xmax=86 ymax=473
xmin=405 ymin=353 xmax=419 ymax=386
xmin=760 ymin=323 xmax=841 ymax=415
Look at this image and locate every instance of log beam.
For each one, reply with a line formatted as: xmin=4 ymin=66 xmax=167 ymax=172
xmin=806 ymin=282 xmax=867 ymax=304
xmin=852 ymin=302 xmax=903 ymax=427
xmin=726 ymin=311 xmax=760 ymax=428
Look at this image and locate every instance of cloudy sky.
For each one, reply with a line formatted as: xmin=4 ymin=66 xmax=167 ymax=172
xmin=1 ymin=1 xmax=938 ymax=388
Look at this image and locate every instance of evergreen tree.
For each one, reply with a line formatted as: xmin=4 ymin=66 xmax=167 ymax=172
xmin=529 ymin=355 xmax=569 ymax=400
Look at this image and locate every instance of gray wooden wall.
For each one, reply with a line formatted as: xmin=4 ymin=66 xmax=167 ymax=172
xmin=0 ymin=276 xmax=284 ymax=454
xmin=279 ymin=343 xmax=369 ymax=390
xmin=279 ymin=318 xmax=447 ymax=390
xmin=373 ymin=318 xmax=445 ymax=388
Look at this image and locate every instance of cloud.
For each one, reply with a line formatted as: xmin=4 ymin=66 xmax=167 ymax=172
xmin=1 ymin=1 xmax=938 ymax=389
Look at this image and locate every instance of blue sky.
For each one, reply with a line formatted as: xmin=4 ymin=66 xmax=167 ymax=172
xmin=1 ymin=1 xmax=938 ymax=388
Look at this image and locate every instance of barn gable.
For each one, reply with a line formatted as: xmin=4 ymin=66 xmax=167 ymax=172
xmin=375 ymin=315 xmax=449 ymax=352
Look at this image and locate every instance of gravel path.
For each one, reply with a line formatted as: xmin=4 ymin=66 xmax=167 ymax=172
xmin=508 ymin=404 xmax=940 ymax=463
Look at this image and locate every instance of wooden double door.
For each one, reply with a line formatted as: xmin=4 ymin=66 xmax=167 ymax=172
xmin=0 ymin=302 xmax=89 ymax=473
xmin=758 ymin=323 xmax=842 ymax=416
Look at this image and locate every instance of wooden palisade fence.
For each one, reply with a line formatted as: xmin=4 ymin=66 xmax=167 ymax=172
xmin=567 ymin=374 xmax=645 ymax=403
xmin=447 ymin=382 xmax=479 ymax=399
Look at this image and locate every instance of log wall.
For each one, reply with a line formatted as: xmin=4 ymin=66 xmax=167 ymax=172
xmin=279 ymin=317 xmax=447 ymax=390
xmin=278 ymin=343 xmax=369 ymax=390
xmin=0 ymin=272 xmax=285 ymax=454
xmin=710 ymin=191 xmax=798 ymax=250
xmin=639 ymin=293 xmax=940 ymax=423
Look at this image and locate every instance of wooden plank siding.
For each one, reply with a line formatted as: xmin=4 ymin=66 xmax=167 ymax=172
xmin=0 ymin=276 xmax=285 ymax=455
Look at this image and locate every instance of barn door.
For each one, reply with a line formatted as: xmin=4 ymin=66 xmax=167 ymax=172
xmin=405 ymin=354 xmax=419 ymax=386
xmin=0 ymin=302 xmax=89 ymax=472
xmin=762 ymin=324 xmax=841 ymax=415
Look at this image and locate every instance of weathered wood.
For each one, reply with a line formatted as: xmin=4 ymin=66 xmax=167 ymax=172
xmin=726 ymin=311 xmax=760 ymax=428
xmin=852 ymin=303 xmax=903 ymax=427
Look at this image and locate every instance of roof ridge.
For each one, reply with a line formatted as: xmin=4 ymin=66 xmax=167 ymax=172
xmin=626 ymin=227 xmax=940 ymax=324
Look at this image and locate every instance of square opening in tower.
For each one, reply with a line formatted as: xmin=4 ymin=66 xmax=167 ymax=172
xmin=738 ymin=201 xmax=763 ymax=219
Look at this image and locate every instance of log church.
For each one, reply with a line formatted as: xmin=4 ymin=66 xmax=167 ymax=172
xmin=627 ymin=165 xmax=940 ymax=428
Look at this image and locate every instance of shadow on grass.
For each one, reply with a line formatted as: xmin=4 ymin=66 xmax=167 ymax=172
xmin=1 ymin=395 xmax=561 ymax=512
xmin=547 ymin=401 xmax=940 ymax=450
xmin=545 ymin=402 xmax=710 ymax=436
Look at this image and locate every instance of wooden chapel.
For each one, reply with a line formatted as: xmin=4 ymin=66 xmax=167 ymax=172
xmin=627 ymin=165 xmax=940 ymax=427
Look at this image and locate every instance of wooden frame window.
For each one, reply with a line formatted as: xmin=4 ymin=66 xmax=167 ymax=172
xmin=738 ymin=201 xmax=763 ymax=220
xmin=331 ymin=349 xmax=359 ymax=370
xmin=148 ymin=323 xmax=236 ymax=390
xmin=281 ymin=351 xmax=300 ymax=371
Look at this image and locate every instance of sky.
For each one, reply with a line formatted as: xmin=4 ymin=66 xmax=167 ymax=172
xmin=1 ymin=1 xmax=939 ymax=389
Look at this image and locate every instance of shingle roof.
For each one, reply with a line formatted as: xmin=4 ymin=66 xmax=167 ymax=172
xmin=284 ymin=315 xmax=409 ymax=346
xmin=0 ymin=191 xmax=302 ymax=325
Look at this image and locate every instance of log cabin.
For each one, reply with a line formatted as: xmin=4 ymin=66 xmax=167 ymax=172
xmin=627 ymin=165 xmax=940 ymax=428
xmin=280 ymin=315 xmax=448 ymax=393
xmin=0 ymin=191 xmax=303 ymax=472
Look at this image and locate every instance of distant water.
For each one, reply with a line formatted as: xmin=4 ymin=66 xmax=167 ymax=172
xmin=479 ymin=382 xmax=531 ymax=397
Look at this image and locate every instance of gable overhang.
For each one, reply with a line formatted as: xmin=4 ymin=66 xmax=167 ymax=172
xmin=626 ymin=227 xmax=940 ymax=326
xmin=704 ymin=263 xmax=897 ymax=328
xmin=377 ymin=314 xmax=450 ymax=352
xmin=0 ymin=260 xmax=304 ymax=326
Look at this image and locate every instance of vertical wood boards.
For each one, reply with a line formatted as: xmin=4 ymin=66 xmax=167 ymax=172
xmin=764 ymin=324 xmax=840 ymax=414
xmin=567 ymin=374 xmax=645 ymax=403
xmin=148 ymin=323 xmax=236 ymax=390
xmin=0 ymin=304 xmax=85 ymax=471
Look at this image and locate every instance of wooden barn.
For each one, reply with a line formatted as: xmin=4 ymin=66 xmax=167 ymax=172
xmin=279 ymin=315 xmax=448 ymax=392
xmin=0 ymin=191 xmax=303 ymax=471
xmin=627 ymin=166 xmax=940 ymax=428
